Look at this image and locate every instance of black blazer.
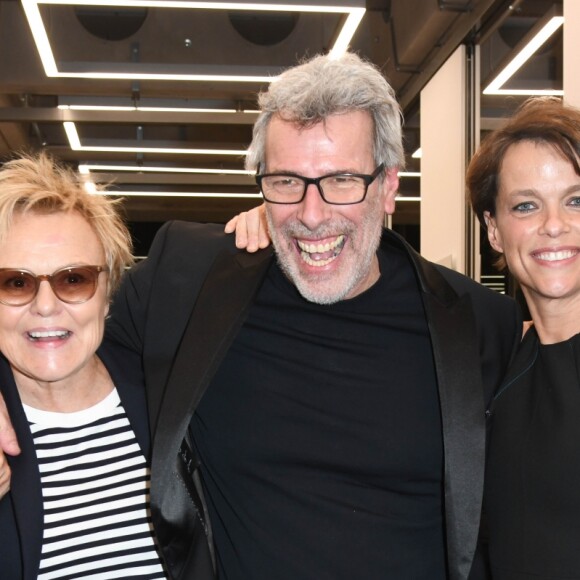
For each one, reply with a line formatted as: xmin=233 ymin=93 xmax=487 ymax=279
xmin=107 ymin=221 xmax=523 ymax=580
xmin=0 ymin=341 xmax=150 ymax=580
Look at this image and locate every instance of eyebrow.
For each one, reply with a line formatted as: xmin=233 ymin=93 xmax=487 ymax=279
xmin=506 ymin=183 xmax=580 ymax=198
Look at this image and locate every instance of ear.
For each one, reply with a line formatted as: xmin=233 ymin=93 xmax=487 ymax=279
xmin=484 ymin=211 xmax=504 ymax=253
xmin=382 ymin=167 xmax=400 ymax=215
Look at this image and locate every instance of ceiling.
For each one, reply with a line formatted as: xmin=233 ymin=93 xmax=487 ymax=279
xmin=0 ymin=0 xmax=564 ymax=252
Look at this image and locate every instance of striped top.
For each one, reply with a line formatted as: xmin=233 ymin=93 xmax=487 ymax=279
xmin=24 ymin=388 xmax=167 ymax=580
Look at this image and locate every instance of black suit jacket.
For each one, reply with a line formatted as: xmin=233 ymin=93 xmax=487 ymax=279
xmin=0 ymin=341 xmax=150 ymax=580
xmin=107 ymin=221 xmax=522 ymax=580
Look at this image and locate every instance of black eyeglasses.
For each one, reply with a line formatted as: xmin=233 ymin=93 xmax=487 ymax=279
xmin=0 ymin=265 xmax=108 ymax=306
xmin=256 ymin=163 xmax=385 ymax=205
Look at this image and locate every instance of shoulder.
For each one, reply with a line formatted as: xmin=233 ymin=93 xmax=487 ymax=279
xmin=381 ymin=228 xmax=518 ymax=314
xmin=153 ymin=220 xmax=235 ymax=250
xmin=145 ymin=220 xmax=238 ymax=272
xmin=436 ymin=263 xmax=514 ymax=309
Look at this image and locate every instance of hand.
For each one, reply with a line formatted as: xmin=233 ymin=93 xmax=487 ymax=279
xmin=224 ymin=204 xmax=271 ymax=253
xmin=0 ymin=392 xmax=20 ymax=499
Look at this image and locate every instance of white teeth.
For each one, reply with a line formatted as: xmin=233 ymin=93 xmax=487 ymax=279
xmin=301 ymin=253 xmax=335 ymax=267
xmin=28 ymin=330 xmax=70 ymax=339
xmin=535 ymin=249 xmax=577 ymax=261
xmin=297 ymin=235 xmax=345 ymax=254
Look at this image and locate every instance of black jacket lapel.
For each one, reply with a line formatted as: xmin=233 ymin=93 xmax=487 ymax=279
xmin=0 ymin=358 xmax=43 ymax=580
xmin=397 ymin=232 xmax=486 ymax=580
xmin=424 ymin=292 xmax=485 ymax=580
xmin=152 ymin=247 xmax=273 ymax=479
xmin=150 ymin=247 xmax=272 ymax=578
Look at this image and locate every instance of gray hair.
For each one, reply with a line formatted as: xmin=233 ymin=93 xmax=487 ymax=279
xmin=245 ymin=52 xmax=405 ymax=172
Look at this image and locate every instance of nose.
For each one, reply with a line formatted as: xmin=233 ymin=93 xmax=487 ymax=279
xmin=30 ymin=280 xmax=61 ymax=316
xmin=296 ymin=183 xmax=332 ymax=230
xmin=539 ymin=205 xmax=570 ymax=238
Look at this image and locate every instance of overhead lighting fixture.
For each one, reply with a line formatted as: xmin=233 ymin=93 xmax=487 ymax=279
xmin=411 ymin=148 xmax=422 ymax=159
xmin=64 ymin=122 xmax=247 ymax=155
xmin=398 ymin=171 xmax=420 ymax=178
xmin=92 ymin=189 xmax=262 ymax=198
xmin=60 ymin=104 xmax=258 ymax=113
xmin=21 ymin=1 xmax=365 ymax=81
xmin=483 ymin=8 xmax=564 ymax=96
xmin=395 ymin=196 xmax=420 ymax=202
xmin=58 ymin=97 xmax=260 ymax=114
xmin=78 ymin=163 xmax=254 ymax=175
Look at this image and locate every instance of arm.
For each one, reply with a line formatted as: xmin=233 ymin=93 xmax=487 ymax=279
xmin=224 ymin=203 xmax=270 ymax=252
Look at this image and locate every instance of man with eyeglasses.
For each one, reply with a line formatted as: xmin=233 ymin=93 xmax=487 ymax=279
xmin=0 ymin=53 xmax=521 ymax=579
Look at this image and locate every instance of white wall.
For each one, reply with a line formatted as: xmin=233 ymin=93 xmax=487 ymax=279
xmin=564 ymin=0 xmax=580 ymax=107
xmin=420 ymin=45 xmax=467 ymax=273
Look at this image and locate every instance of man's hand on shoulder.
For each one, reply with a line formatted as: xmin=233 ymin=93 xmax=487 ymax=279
xmin=224 ymin=204 xmax=271 ymax=253
xmin=0 ymin=392 xmax=20 ymax=498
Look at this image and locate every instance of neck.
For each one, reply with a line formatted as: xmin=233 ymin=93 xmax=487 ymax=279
xmin=14 ymin=356 xmax=114 ymax=412
xmin=526 ymin=294 xmax=580 ymax=345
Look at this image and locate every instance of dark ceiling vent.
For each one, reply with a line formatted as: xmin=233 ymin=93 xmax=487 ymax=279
xmin=75 ymin=7 xmax=148 ymax=41
xmin=228 ymin=11 xmax=298 ymax=46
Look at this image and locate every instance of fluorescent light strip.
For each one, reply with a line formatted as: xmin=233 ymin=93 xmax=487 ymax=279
xmin=398 ymin=172 xmax=420 ymax=178
xmin=58 ymin=104 xmax=260 ymax=113
xmin=22 ymin=1 xmax=365 ymax=81
xmin=93 ymin=190 xmax=263 ymax=198
xmin=395 ymin=196 xmax=420 ymax=202
xmin=412 ymin=148 xmax=422 ymax=159
xmin=79 ymin=163 xmax=254 ymax=175
xmin=484 ymin=16 xmax=564 ymax=95
xmin=64 ymin=122 xmax=247 ymax=155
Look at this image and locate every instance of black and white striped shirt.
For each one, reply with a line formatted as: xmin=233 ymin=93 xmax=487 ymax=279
xmin=25 ymin=389 xmax=167 ymax=579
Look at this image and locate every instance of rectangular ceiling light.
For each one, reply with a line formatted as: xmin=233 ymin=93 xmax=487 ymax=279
xmin=22 ymin=0 xmax=365 ymax=82
xmin=92 ymin=189 xmax=263 ymax=198
xmin=483 ymin=9 xmax=564 ymax=96
xmin=64 ymin=122 xmax=247 ymax=155
xmin=58 ymin=96 xmax=260 ymax=114
xmin=79 ymin=163 xmax=254 ymax=175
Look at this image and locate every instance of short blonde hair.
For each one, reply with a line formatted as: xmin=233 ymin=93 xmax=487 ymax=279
xmin=0 ymin=152 xmax=133 ymax=296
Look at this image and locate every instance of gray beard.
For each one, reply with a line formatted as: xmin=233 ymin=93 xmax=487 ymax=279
xmin=266 ymin=205 xmax=384 ymax=305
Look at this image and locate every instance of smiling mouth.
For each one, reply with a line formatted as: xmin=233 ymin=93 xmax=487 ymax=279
xmin=28 ymin=330 xmax=71 ymax=341
xmin=297 ymin=235 xmax=346 ymax=267
xmin=533 ymin=249 xmax=578 ymax=262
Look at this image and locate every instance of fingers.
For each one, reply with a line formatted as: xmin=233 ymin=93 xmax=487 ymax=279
xmin=0 ymin=451 xmax=11 ymax=499
xmin=223 ymin=214 xmax=239 ymax=234
xmin=0 ymin=393 xmax=18 ymax=499
xmin=224 ymin=204 xmax=271 ymax=253
xmin=242 ymin=206 xmax=265 ymax=253
xmin=0 ymin=393 xmax=20 ymax=457
xmin=242 ymin=204 xmax=271 ymax=252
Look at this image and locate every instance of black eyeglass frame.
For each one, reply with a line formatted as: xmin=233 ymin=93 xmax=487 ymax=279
xmin=255 ymin=163 xmax=385 ymax=205
xmin=0 ymin=265 xmax=109 ymax=306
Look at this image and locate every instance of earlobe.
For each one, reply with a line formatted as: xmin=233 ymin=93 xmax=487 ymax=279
xmin=484 ymin=211 xmax=504 ymax=253
xmin=382 ymin=168 xmax=399 ymax=215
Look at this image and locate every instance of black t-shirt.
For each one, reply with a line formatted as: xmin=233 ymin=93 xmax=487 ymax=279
xmin=191 ymin=244 xmax=445 ymax=579
xmin=486 ymin=328 xmax=580 ymax=579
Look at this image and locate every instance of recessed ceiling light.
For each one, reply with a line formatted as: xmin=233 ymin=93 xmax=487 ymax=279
xmin=22 ymin=1 xmax=365 ymax=81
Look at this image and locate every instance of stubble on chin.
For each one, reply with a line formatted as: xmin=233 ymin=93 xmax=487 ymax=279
xmin=265 ymin=205 xmax=384 ymax=305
